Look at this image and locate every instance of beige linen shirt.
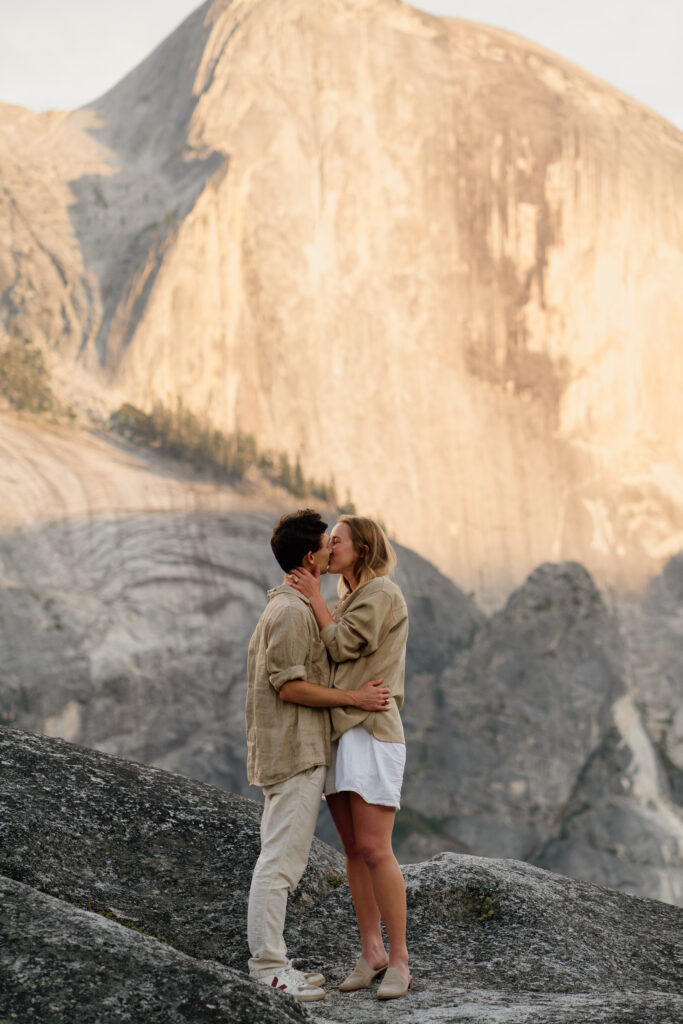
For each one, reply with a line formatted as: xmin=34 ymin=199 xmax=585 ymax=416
xmin=323 ymin=576 xmax=408 ymax=744
xmin=246 ymin=583 xmax=331 ymax=787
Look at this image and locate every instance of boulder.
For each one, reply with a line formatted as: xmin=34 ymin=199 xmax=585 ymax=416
xmin=0 ymin=727 xmax=681 ymax=1023
xmin=1 ymin=875 xmax=306 ymax=1024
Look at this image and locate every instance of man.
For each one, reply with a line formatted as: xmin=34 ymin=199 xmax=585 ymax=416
xmin=246 ymin=508 xmax=391 ymax=1001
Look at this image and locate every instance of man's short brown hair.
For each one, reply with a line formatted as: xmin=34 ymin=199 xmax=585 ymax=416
xmin=270 ymin=508 xmax=328 ymax=572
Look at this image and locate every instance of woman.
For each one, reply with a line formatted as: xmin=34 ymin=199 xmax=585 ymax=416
xmin=288 ymin=515 xmax=411 ymax=1000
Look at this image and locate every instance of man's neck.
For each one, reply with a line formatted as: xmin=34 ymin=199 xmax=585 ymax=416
xmin=282 ymin=568 xmax=305 ymax=585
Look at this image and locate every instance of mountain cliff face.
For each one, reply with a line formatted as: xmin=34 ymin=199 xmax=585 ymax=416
xmin=1 ymin=414 xmax=681 ymax=904
xmin=1 ymin=0 xmax=682 ymax=912
xmin=1 ymin=0 xmax=682 ymax=606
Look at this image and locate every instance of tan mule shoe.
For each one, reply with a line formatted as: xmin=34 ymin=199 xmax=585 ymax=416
xmin=338 ymin=956 xmax=389 ymax=991
xmin=377 ymin=967 xmax=413 ymax=999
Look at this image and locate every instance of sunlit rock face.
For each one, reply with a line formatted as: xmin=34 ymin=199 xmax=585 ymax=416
xmin=1 ymin=0 xmax=682 ymax=608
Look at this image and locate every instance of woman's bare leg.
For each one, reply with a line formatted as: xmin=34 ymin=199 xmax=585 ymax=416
xmin=348 ymin=793 xmax=409 ymax=977
xmin=326 ymin=792 xmax=388 ymax=969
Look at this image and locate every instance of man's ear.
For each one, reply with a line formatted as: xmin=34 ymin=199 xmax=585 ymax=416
xmin=304 ymin=550 xmax=314 ymax=567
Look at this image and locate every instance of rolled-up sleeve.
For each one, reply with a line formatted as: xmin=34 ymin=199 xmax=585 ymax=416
xmin=265 ymin=607 xmax=309 ymax=692
xmin=321 ymin=591 xmax=392 ymax=662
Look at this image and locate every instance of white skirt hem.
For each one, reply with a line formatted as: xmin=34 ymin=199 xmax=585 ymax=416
xmin=324 ymin=724 xmax=405 ymax=810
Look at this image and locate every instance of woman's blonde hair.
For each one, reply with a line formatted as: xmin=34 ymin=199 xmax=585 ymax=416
xmin=336 ymin=515 xmax=397 ymax=597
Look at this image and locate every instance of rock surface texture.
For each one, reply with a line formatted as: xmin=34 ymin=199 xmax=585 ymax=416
xmin=1 ymin=0 xmax=682 ymax=606
xmin=2 ymin=876 xmax=307 ymax=1024
xmin=1 ymin=728 xmax=682 ymax=1024
xmin=0 ymin=414 xmax=681 ymax=904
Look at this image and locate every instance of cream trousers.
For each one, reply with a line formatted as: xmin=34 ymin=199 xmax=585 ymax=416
xmin=247 ymin=764 xmax=326 ymax=977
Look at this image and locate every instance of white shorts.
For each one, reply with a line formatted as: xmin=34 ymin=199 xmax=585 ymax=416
xmin=324 ymin=724 xmax=406 ymax=809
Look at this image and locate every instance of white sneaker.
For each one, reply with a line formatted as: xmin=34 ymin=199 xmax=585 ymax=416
xmin=258 ymin=967 xmax=326 ymax=1002
xmin=287 ymin=961 xmax=326 ymax=987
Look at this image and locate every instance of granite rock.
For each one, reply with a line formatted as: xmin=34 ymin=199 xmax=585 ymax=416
xmin=1 ymin=875 xmax=307 ymax=1024
xmin=2 ymin=0 xmax=682 ymax=912
xmin=398 ymin=562 xmax=683 ymax=903
xmin=617 ymin=552 xmax=683 ymax=788
xmin=0 ymin=727 xmax=344 ymax=970
xmin=1 ymin=0 xmax=682 ymax=606
xmin=1 ymin=415 xmax=681 ymax=902
xmin=0 ymin=728 xmax=682 ymax=1024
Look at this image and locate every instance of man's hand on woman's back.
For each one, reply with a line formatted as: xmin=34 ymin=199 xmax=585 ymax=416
xmin=352 ymin=678 xmax=392 ymax=711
